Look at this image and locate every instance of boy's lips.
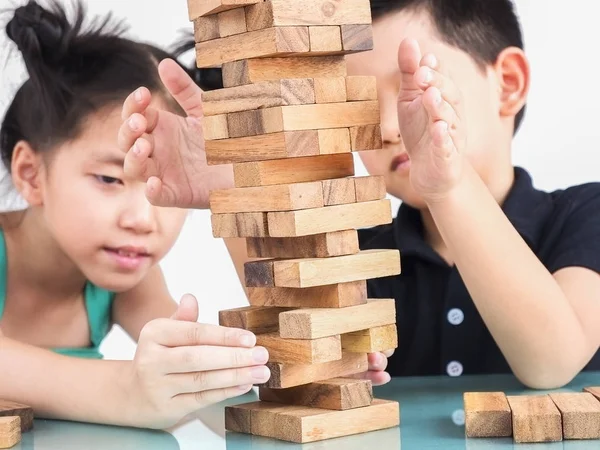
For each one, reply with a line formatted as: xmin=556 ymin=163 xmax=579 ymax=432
xmin=103 ymin=246 xmax=151 ymax=270
xmin=390 ymin=153 xmax=411 ymax=172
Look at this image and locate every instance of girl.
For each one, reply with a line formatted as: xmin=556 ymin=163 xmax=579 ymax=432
xmin=0 ymin=0 xmax=270 ymax=429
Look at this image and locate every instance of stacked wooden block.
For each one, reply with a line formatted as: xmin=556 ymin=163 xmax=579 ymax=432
xmin=0 ymin=400 xmax=33 ymax=448
xmin=464 ymin=387 xmax=600 ymax=443
xmin=188 ymin=0 xmax=401 ymax=443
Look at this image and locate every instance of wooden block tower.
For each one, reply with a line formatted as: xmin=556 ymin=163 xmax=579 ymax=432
xmin=187 ymin=0 xmax=401 ymax=443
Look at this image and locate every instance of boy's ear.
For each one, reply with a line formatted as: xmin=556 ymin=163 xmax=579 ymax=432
xmin=11 ymin=140 xmax=45 ymax=206
xmin=494 ymin=47 xmax=530 ymax=119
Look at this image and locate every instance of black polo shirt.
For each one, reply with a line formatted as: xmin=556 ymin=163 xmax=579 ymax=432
xmin=358 ymin=166 xmax=600 ymax=378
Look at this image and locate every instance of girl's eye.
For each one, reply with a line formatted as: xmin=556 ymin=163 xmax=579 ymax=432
xmin=95 ymin=175 xmax=122 ymax=185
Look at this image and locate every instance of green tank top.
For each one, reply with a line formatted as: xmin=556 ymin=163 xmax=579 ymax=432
xmin=0 ymin=230 xmax=115 ymax=359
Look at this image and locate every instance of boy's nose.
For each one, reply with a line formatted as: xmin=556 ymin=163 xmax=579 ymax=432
xmin=380 ymin=97 xmax=402 ymax=145
xmin=119 ymin=197 xmax=157 ymax=234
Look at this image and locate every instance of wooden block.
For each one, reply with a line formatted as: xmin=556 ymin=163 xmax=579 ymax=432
xmin=279 ymin=299 xmax=396 ymax=340
xmin=0 ymin=401 xmax=33 ymax=432
xmin=273 ymin=249 xmax=400 ymax=288
xmin=211 ymin=212 xmax=268 ymax=238
xmin=222 ymin=56 xmax=347 ymax=87
xmin=233 ymin=153 xmax=354 ymax=187
xmin=350 ymin=124 xmax=382 ymax=151
xmin=225 ymin=108 xmax=283 ymax=138
xmin=196 ymin=27 xmax=310 ymax=68
xmin=247 ymin=230 xmax=359 ymax=259
xmin=354 ymin=175 xmax=386 ymax=202
xmin=0 ymin=417 xmax=20 ymax=449
xmin=341 ymin=24 xmax=374 ymax=51
xmin=506 ymin=395 xmax=563 ymax=443
xmin=265 ymin=352 xmax=367 ymax=388
xmin=318 ymin=128 xmax=352 ymax=154
xmin=203 ymin=114 xmax=229 ymax=140
xmin=218 ymin=7 xmax=247 ymax=37
xmin=309 ymin=26 xmax=342 ymax=52
xmin=247 ymin=281 xmax=367 ymax=308
xmin=341 ymin=324 xmax=398 ymax=353
xmin=322 ymin=178 xmax=356 ymax=206
xmin=268 ymin=199 xmax=392 ymax=237
xmin=463 ymin=392 xmax=512 ymax=438
xmin=259 ymin=378 xmax=373 ymax=410
xmin=209 ymin=181 xmax=324 ymax=213
xmin=256 ymin=333 xmax=341 ymax=364
xmin=193 ymin=15 xmax=220 ymax=42
xmin=346 ymin=76 xmax=378 ymax=101
xmin=584 ymin=386 xmax=600 ymax=401
xmin=202 ymin=79 xmax=315 ymax=116
xmin=314 ymin=77 xmax=347 ymax=103
xmin=549 ymin=392 xmax=600 ymax=439
xmin=206 ymin=130 xmax=320 ymax=165
xmin=225 ymin=398 xmax=399 ymax=443
xmin=245 ymin=260 xmax=275 ymax=287
xmin=188 ymin=0 xmax=261 ymax=20
xmin=218 ymin=305 xmax=292 ymax=333
xmin=245 ymin=0 xmax=372 ymax=30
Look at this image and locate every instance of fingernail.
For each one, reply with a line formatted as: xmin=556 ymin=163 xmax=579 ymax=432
xmin=240 ymin=333 xmax=255 ymax=347
xmin=132 ymin=141 xmax=141 ymax=156
xmin=251 ymin=366 xmax=269 ymax=381
xmin=134 ymin=88 xmax=143 ymax=102
xmin=129 ymin=116 xmax=139 ymax=131
xmin=423 ymin=68 xmax=433 ymax=83
xmin=253 ymin=347 xmax=269 ymax=363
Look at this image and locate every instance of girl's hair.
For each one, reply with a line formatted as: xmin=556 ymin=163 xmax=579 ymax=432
xmin=0 ymin=0 xmax=221 ymax=171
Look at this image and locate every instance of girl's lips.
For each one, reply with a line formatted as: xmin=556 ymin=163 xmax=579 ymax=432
xmin=390 ymin=153 xmax=411 ymax=172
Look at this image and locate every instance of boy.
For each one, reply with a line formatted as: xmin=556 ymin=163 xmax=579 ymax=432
xmin=118 ymin=0 xmax=600 ymax=389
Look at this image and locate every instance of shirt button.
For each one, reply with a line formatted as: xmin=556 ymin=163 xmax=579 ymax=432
xmin=447 ymin=308 xmax=464 ymax=325
xmin=447 ymin=361 xmax=463 ymax=377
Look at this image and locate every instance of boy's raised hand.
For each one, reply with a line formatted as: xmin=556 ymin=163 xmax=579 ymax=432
xmin=118 ymin=59 xmax=233 ymax=209
xmin=397 ymin=38 xmax=466 ymax=203
xmin=125 ymin=294 xmax=270 ymax=429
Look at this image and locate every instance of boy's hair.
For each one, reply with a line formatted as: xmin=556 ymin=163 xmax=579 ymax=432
xmin=0 ymin=0 xmax=219 ymax=171
xmin=371 ymin=0 xmax=526 ymax=133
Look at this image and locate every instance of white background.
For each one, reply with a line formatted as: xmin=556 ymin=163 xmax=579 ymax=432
xmin=1 ymin=0 xmax=599 ymax=447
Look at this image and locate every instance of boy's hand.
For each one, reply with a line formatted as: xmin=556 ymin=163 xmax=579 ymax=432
xmin=125 ymin=294 xmax=270 ymax=429
xmin=364 ymin=350 xmax=393 ymax=386
xmin=397 ymin=38 xmax=466 ymax=204
xmin=118 ymin=59 xmax=233 ymax=209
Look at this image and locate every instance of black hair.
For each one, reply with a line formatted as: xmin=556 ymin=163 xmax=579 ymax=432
xmin=370 ymin=0 xmax=526 ymax=133
xmin=0 ymin=0 xmax=218 ymax=171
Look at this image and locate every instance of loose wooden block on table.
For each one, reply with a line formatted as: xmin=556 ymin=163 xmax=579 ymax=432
xmin=202 ymin=79 xmax=316 ymax=116
xmin=211 ymin=212 xmax=268 ymax=238
xmin=218 ymin=305 xmax=292 ymax=334
xmin=463 ymin=392 xmax=512 ymax=438
xmin=222 ymin=56 xmax=347 ymax=87
xmin=246 ymin=230 xmax=359 ymax=259
xmin=549 ymin=392 xmax=600 ymax=439
xmin=256 ymin=333 xmax=341 ymax=364
xmin=506 ymin=395 xmax=563 ymax=443
xmin=225 ymin=398 xmax=399 ymax=443
xmin=279 ymin=299 xmax=396 ymax=339
xmin=259 ymin=378 xmax=372 ymax=410
xmin=0 ymin=417 xmax=20 ymax=449
xmin=233 ymin=153 xmax=354 ymax=187
xmin=341 ymin=324 xmax=398 ymax=353
xmin=247 ymin=281 xmax=367 ymax=308
xmin=346 ymin=76 xmax=378 ymax=101
xmin=265 ymin=352 xmax=367 ymax=388
xmin=268 ymin=199 xmax=393 ymax=237
xmin=0 ymin=401 xmax=33 ymax=432
xmin=585 ymin=386 xmax=600 ymax=401
xmin=187 ymin=0 xmax=261 ymax=20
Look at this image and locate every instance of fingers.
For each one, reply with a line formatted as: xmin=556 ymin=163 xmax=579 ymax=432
xmin=121 ymin=87 xmax=151 ymax=121
xmin=168 ymin=365 xmax=270 ymax=396
xmin=368 ymin=352 xmax=388 ymax=372
xmin=414 ymin=54 xmax=461 ymax=111
xmin=365 ymin=370 xmax=391 ymax=387
xmin=421 ymin=87 xmax=459 ymax=128
xmin=174 ymin=384 xmax=254 ymax=411
xmin=164 ymin=344 xmax=269 ymax=374
xmin=118 ymin=113 xmax=147 ymax=155
xmin=397 ymin=38 xmax=423 ymax=103
xmin=123 ymin=136 xmax=154 ymax=180
xmin=158 ymin=59 xmax=205 ymax=120
xmin=383 ymin=349 xmax=395 ymax=358
xmin=170 ymin=294 xmax=199 ymax=322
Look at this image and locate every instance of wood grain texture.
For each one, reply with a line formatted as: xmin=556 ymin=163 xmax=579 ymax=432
xmin=350 ymin=124 xmax=382 ymax=151
xmin=341 ymin=324 xmax=398 ymax=353
xmin=225 ymin=398 xmax=399 ymax=443
xmin=506 ymin=395 xmax=563 ymax=443
xmin=314 ymin=77 xmax=347 ymax=103
xmin=354 ymin=175 xmax=386 ymax=202
xmin=0 ymin=401 xmax=33 ymax=431
xmin=279 ymin=299 xmax=396 ymax=339
xmin=211 ymin=212 xmax=268 ymax=238
xmin=549 ymin=392 xmax=600 ymax=439
xmin=188 ymin=0 xmax=261 ymax=20
xmin=222 ymin=56 xmax=347 ymax=87
xmin=193 ymin=15 xmax=220 ymax=42
xmin=218 ymin=305 xmax=292 ymax=333
xmin=317 ymin=128 xmax=352 ymax=154
xmin=584 ymin=386 xmax=600 ymax=401
xmin=247 ymin=281 xmax=368 ymax=308
xmin=246 ymin=230 xmax=359 ymax=259
xmin=463 ymin=392 xmax=512 ymax=438
xmin=309 ymin=26 xmax=342 ymax=52
xmin=203 ymin=114 xmax=229 ymax=141
xmin=268 ymin=199 xmax=392 ymax=237
xmin=217 ymin=7 xmax=247 ymax=37
xmin=256 ymin=332 xmax=342 ymax=364
xmin=259 ymin=378 xmax=373 ymax=410
xmin=322 ymin=178 xmax=356 ymax=206
xmin=233 ymin=153 xmax=354 ymax=187
xmin=0 ymin=417 xmax=21 ymax=449
xmin=346 ymin=76 xmax=378 ymax=100
xmin=245 ymin=259 xmax=274 ymax=287
xmin=265 ymin=352 xmax=367 ymax=388
xmin=341 ymin=24 xmax=373 ymax=51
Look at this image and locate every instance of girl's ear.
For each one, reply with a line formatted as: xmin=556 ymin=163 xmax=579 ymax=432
xmin=11 ymin=141 xmax=45 ymax=206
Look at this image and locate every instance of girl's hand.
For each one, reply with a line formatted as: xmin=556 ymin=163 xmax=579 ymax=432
xmin=125 ymin=295 xmax=270 ymax=429
xmin=396 ymin=38 xmax=467 ymax=204
xmin=118 ymin=59 xmax=233 ymax=209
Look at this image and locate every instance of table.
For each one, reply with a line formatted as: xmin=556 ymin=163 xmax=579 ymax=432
xmin=13 ymin=372 xmax=600 ymax=449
